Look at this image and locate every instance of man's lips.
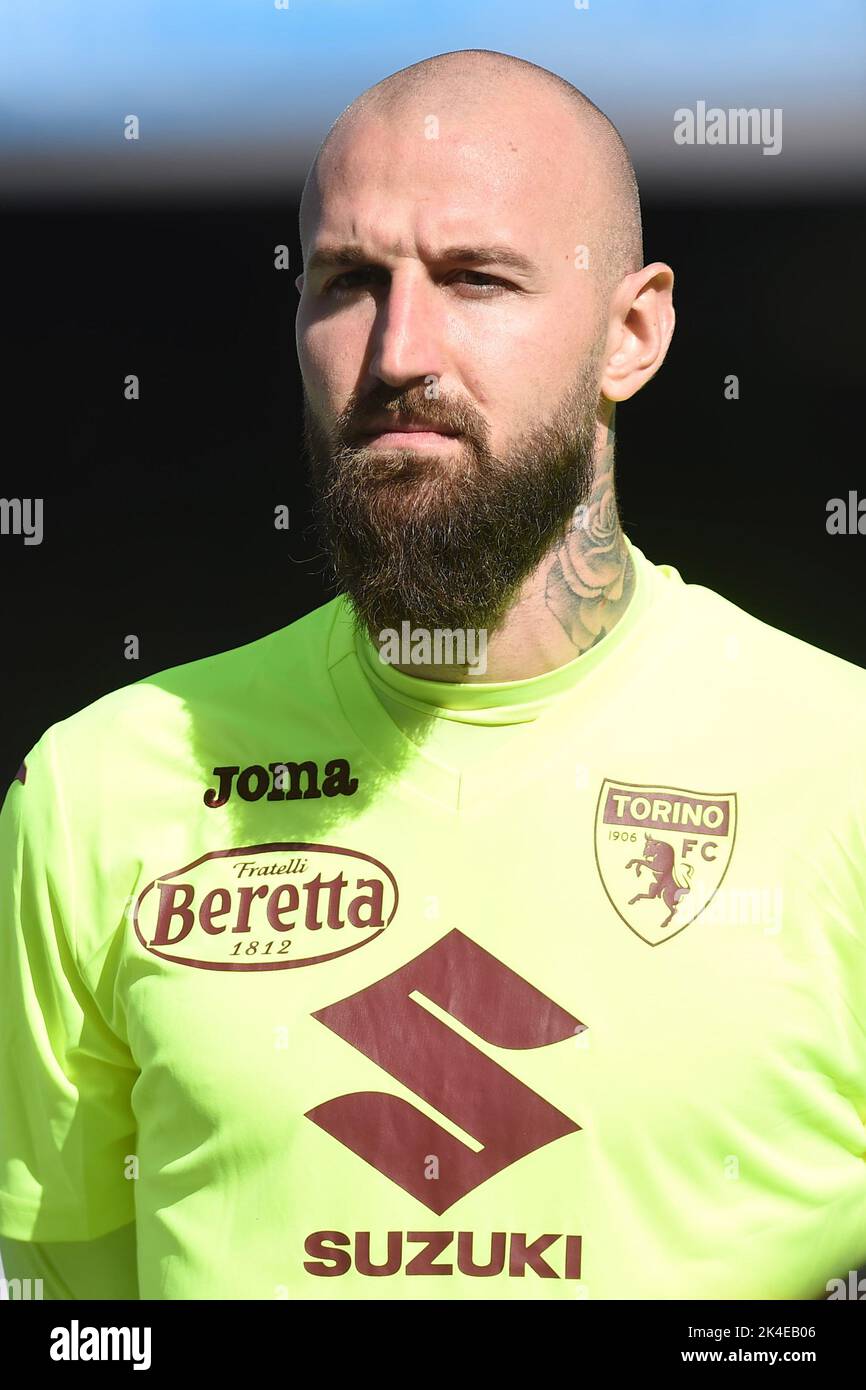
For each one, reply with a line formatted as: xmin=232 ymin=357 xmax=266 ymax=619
xmin=357 ymin=416 xmax=460 ymax=437
xmin=357 ymin=428 xmax=463 ymax=451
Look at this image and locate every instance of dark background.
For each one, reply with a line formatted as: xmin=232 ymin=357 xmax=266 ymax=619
xmin=2 ymin=192 xmax=864 ymax=785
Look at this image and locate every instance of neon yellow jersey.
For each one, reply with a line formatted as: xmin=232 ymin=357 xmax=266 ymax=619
xmin=2 ymin=537 xmax=866 ymax=1300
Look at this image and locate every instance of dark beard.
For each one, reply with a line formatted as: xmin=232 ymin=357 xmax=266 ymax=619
xmin=302 ymin=373 xmax=599 ymax=644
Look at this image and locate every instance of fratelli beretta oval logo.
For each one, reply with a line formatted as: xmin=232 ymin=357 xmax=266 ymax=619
xmin=133 ymin=842 xmax=399 ymax=971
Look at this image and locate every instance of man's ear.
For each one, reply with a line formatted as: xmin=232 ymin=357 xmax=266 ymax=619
xmin=294 ymin=273 xmax=304 ymax=294
xmin=599 ymin=263 xmax=675 ymax=403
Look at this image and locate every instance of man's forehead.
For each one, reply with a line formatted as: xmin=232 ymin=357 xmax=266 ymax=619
xmin=337 ymin=98 xmax=582 ymax=167
xmin=306 ymin=126 xmax=585 ymax=253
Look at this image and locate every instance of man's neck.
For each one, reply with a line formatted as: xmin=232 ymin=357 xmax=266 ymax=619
xmin=383 ymin=418 xmax=636 ymax=683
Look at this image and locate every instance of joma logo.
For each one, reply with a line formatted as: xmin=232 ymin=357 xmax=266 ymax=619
xmin=204 ymin=759 xmax=358 ymax=808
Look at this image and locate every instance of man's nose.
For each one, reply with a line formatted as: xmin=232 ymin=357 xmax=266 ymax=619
xmin=367 ymin=266 xmax=447 ymax=388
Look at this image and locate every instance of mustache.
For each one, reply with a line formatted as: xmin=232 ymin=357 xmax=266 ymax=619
xmin=336 ymin=388 xmax=486 ymax=445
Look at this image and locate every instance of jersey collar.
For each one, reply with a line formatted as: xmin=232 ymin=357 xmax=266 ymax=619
xmin=326 ymin=536 xmax=658 ymax=813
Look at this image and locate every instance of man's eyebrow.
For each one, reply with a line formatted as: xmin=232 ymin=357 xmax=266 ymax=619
xmin=306 ymin=243 xmax=538 ymax=276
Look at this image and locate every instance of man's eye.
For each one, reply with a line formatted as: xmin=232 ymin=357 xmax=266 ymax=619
xmin=323 ymin=268 xmax=510 ymax=297
xmin=324 ymin=268 xmax=386 ymax=295
xmin=448 ymin=270 xmax=509 ymax=296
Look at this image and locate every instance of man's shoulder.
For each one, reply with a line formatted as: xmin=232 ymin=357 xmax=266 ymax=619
xmin=668 ymin=564 xmax=866 ymax=726
xmin=24 ymin=595 xmax=347 ymax=778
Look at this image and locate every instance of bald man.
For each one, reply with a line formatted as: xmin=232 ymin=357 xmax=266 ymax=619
xmin=2 ymin=49 xmax=865 ymax=1302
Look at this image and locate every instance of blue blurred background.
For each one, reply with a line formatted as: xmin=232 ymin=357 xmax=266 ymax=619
xmin=2 ymin=0 xmax=865 ymax=199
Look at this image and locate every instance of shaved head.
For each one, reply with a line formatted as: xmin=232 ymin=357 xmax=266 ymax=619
xmin=301 ymin=48 xmax=643 ymax=306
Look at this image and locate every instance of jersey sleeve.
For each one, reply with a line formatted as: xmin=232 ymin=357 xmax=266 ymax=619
xmin=0 ymin=730 xmax=137 ymax=1241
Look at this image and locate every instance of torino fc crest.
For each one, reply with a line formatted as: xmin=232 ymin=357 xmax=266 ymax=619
xmin=594 ymin=779 xmax=738 ymax=946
